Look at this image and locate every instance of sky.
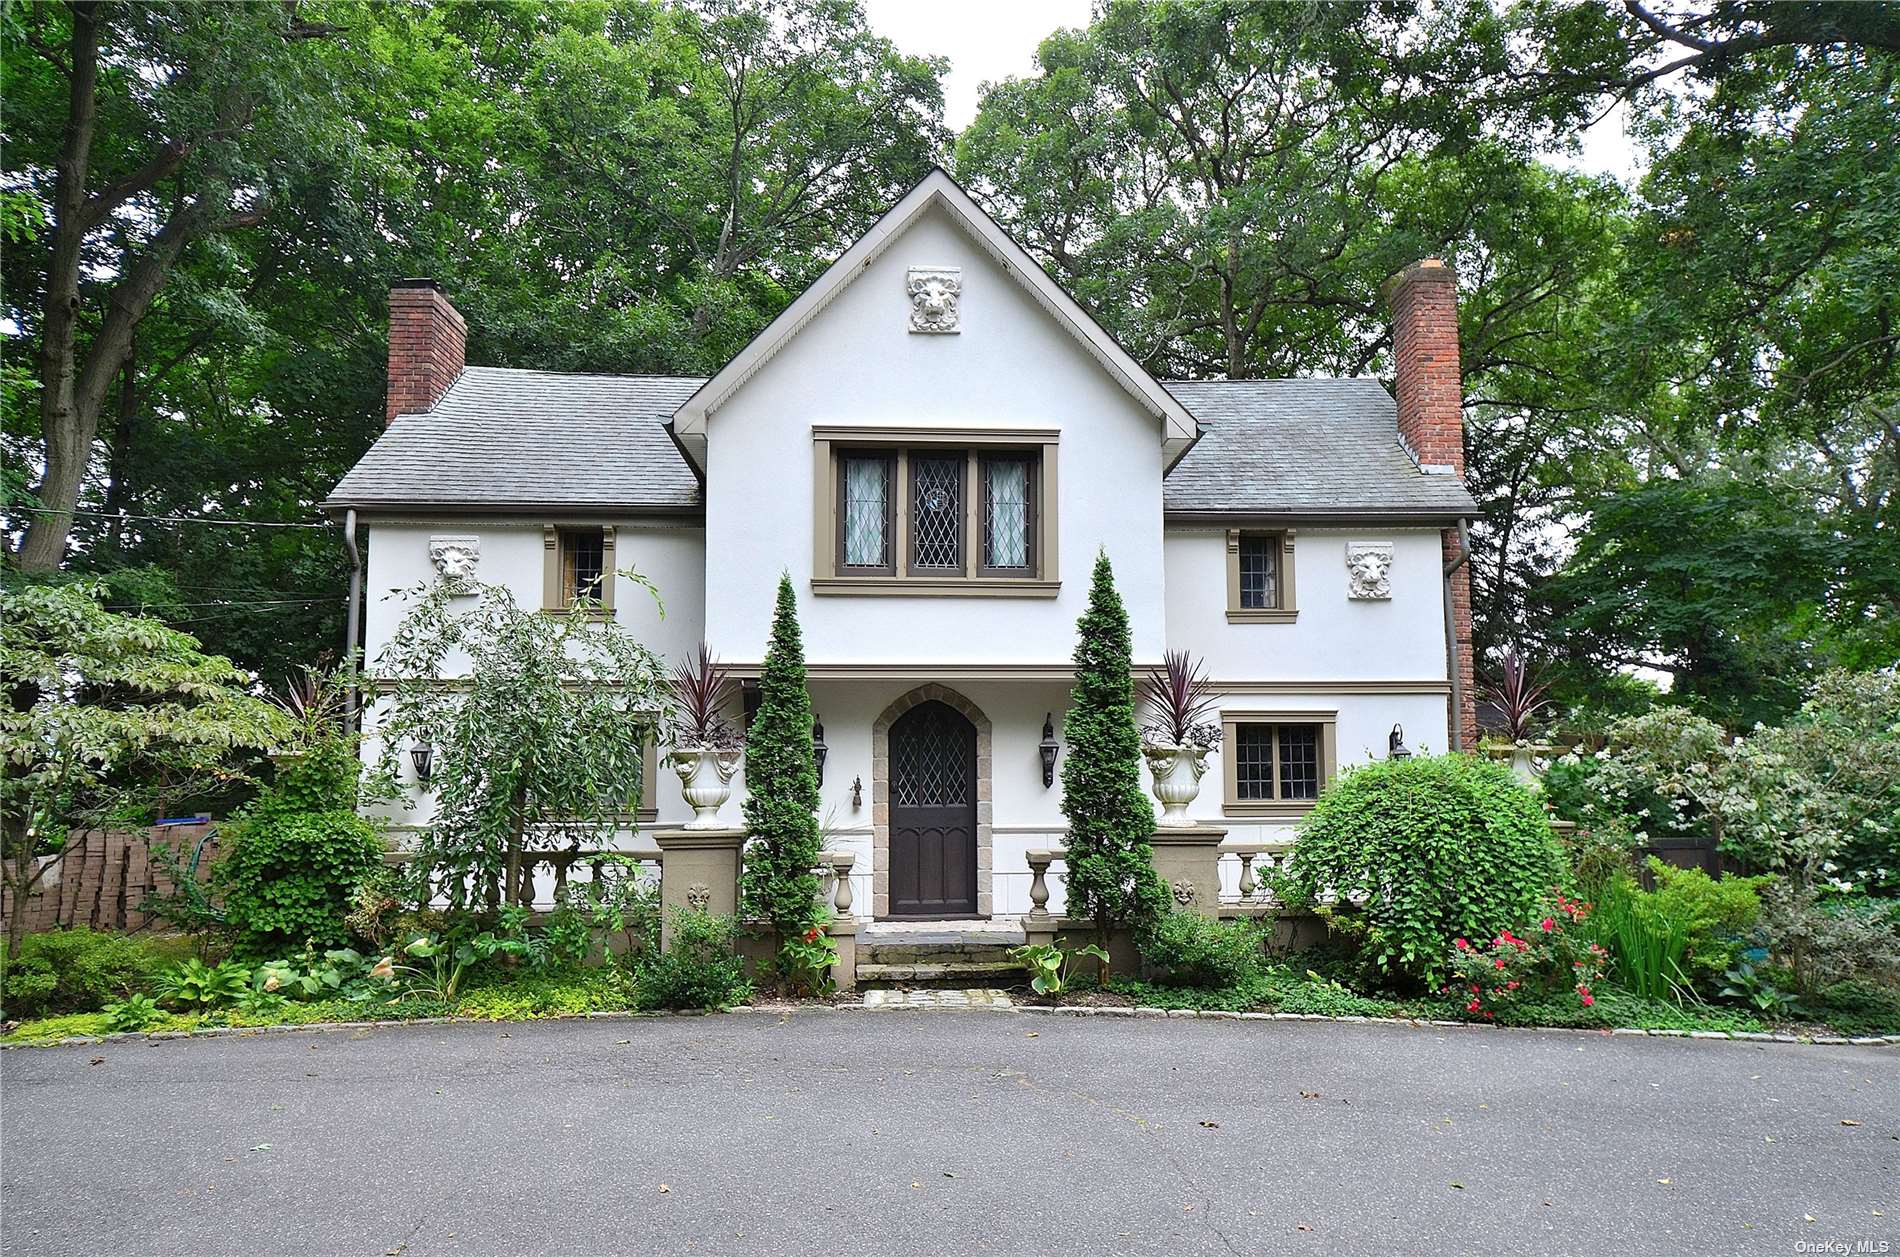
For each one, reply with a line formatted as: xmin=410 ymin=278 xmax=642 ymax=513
xmin=860 ymin=0 xmax=1646 ymax=183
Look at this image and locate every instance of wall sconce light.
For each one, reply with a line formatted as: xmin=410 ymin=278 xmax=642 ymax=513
xmin=1039 ymin=714 xmax=1060 ymax=788
xmin=410 ymin=741 xmax=435 ymax=783
xmin=812 ymin=716 xmax=827 ymax=786
xmin=1387 ymin=723 xmax=1412 ymax=760
xmin=851 ymin=776 xmax=863 ymax=809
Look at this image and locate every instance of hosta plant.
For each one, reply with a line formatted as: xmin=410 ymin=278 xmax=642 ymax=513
xmin=1010 ymin=940 xmax=1112 ymax=997
xmin=102 ymin=994 xmax=162 ymax=1032
xmin=154 ymin=958 xmax=251 ymax=1009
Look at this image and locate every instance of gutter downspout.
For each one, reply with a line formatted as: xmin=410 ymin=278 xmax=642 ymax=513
xmin=1442 ymin=517 xmax=1472 ymax=753
xmin=343 ymin=508 xmax=363 ymax=728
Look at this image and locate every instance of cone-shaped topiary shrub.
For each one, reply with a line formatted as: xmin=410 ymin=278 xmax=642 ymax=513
xmin=740 ymin=574 xmax=824 ymax=938
xmin=1284 ymin=753 xmax=1562 ymax=989
xmin=1061 ymin=551 xmax=1170 ymax=945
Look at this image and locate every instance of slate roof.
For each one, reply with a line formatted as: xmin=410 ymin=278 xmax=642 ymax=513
xmin=1161 ymin=377 xmax=1477 ymax=518
xmin=326 ymin=366 xmax=1476 ymax=519
xmin=326 ymin=367 xmax=705 ymax=512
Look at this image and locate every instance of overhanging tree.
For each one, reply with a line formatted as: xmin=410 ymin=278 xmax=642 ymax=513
xmin=739 ymin=574 xmax=824 ymax=939
xmin=373 ymin=578 xmax=670 ymax=913
xmin=1060 ymin=552 xmax=1168 ymax=956
xmin=0 ymin=581 xmax=286 ymax=955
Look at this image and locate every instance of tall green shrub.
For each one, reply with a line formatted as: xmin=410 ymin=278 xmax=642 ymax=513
xmin=1061 ymin=552 xmax=1168 ymax=943
xmin=740 ymin=575 xmax=824 ymax=937
xmin=220 ymin=737 xmax=386 ymax=957
xmin=1285 ymin=754 xmax=1562 ymax=988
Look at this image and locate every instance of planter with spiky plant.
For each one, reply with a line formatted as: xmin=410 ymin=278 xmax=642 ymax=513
xmin=1139 ymin=649 xmax=1219 ymax=826
xmin=1480 ymin=647 xmax=1555 ymax=786
xmin=666 ymin=644 xmax=744 ymax=829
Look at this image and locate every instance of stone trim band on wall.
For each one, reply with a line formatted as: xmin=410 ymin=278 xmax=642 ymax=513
xmin=871 ymin=684 xmax=993 ymax=919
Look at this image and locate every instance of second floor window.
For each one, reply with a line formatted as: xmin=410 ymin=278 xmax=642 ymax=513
xmin=1238 ymin=534 xmax=1279 ymax=608
xmin=827 ymin=442 xmax=1046 ymax=584
xmin=545 ymin=524 xmax=615 ymax=615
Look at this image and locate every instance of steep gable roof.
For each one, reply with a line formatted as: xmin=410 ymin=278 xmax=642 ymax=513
xmin=668 ymin=167 xmax=1200 ymax=469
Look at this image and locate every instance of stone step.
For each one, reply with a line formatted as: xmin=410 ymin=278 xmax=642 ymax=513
xmin=858 ymin=942 xmax=1021 ymax=964
xmin=856 ymin=958 xmax=1024 ymax=987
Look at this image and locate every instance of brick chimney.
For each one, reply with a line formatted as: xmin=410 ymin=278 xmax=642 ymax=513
xmin=1384 ymin=257 xmax=1476 ymax=749
xmin=1384 ymin=258 xmax=1464 ymax=477
xmin=386 ymin=279 xmax=466 ymax=423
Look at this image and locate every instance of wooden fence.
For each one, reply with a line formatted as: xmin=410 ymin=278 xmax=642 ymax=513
xmin=1 ymin=822 xmax=219 ymax=937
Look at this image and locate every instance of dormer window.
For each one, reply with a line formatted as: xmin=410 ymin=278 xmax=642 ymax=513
xmin=813 ymin=427 xmax=1059 ymax=596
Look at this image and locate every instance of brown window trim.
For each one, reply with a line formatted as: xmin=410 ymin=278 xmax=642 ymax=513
xmin=812 ymin=427 xmax=1059 ymax=595
xmin=543 ymin=524 xmax=616 ymax=618
xmin=835 ymin=450 xmax=898 ymax=576
xmin=1226 ymin=528 xmax=1297 ymax=623
xmin=1220 ymin=709 xmax=1337 ymax=818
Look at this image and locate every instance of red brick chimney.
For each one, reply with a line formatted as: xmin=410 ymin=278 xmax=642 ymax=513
xmin=1384 ymin=257 xmax=1464 ymax=477
xmin=1384 ymin=257 xmax=1476 ymax=749
xmin=386 ymin=279 xmax=466 ymax=423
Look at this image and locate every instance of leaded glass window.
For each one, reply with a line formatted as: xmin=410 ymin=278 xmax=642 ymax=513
xmin=1233 ymin=722 xmax=1323 ymax=800
xmin=982 ymin=455 xmax=1031 ymax=569
xmin=1239 ymin=535 xmax=1278 ymax=609
xmin=841 ymin=454 xmax=891 ymax=569
xmin=561 ymin=529 xmax=604 ymax=605
xmin=911 ymin=453 xmax=964 ymax=570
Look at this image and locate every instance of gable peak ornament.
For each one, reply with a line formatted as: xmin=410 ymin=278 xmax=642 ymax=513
xmin=428 ymin=535 xmax=481 ymax=590
xmin=907 ymin=266 xmax=961 ymax=333
xmin=1345 ymin=541 xmax=1394 ymax=600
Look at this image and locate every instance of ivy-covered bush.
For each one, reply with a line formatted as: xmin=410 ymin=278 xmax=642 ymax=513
xmin=1137 ymin=912 xmax=1266 ymax=988
xmin=219 ymin=738 xmax=386 ymax=958
xmin=0 ymin=928 xmax=170 ymax=1019
xmin=633 ymin=910 xmax=753 ymax=1011
xmin=1284 ymin=753 xmax=1563 ymax=988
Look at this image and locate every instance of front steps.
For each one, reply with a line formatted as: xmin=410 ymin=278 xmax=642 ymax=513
xmin=855 ymin=920 xmax=1026 ymax=989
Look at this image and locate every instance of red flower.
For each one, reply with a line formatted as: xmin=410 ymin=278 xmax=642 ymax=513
xmin=803 ymin=927 xmax=821 ymax=943
xmin=1580 ymin=993 xmax=1594 ymax=1007
xmin=1466 ymin=999 xmax=1480 ymax=1012
xmin=1541 ymin=917 xmax=1555 ymax=933
xmin=1454 ymin=938 xmax=1470 ymax=951
xmin=1494 ymin=957 xmax=1507 ymax=970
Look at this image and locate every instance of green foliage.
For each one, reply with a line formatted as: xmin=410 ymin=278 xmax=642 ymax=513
xmin=219 ymin=738 xmax=387 ymax=957
xmin=1759 ymin=885 xmax=1900 ymax=999
xmin=1446 ymin=893 xmax=1606 ymax=1018
xmin=0 ymin=583 xmax=287 ymax=958
xmin=375 ymin=579 xmax=669 ymax=913
xmin=102 ymin=994 xmax=163 ymax=1033
xmin=1010 ymin=940 xmax=1111 ymax=997
xmin=153 ymin=958 xmax=252 ymax=1009
xmin=1286 ymin=754 xmax=1563 ymax=987
xmin=253 ymin=945 xmax=396 ymax=1003
xmin=633 ymin=910 xmax=752 ymax=1012
xmin=1807 ymin=979 xmax=1900 ymax=1039
xmin=454 ymin=969 xmax=632 ymax=1021
xmin=1717 ymin=962 xmax=1803 ymax=1018
xmin=1583 ymin=877 xmax=1692 ymax=1002
xmin=739 ymin=576 xmax=824 ymax=937
xmin=1640 ymin=860 xmax=1769 ymax=985
xmin=1136 ymin=913 xmax=1266 ymax=989
xmin=0 ymin=928 xmax=169 ymax=1019
xmin=1060 ymin=553 xmax=1169 ymax=934
xmin=774 ymin=924 xmax=839 ymax=998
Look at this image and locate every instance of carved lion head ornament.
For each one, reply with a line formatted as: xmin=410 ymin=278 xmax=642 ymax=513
xmin=906 ymin=267 xmax=962 ymax=333
xmin=1345 ymin=541 xmax=1394 ymax=601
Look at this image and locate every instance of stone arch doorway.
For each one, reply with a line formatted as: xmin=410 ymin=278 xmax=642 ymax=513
xmin=873 ymin=685 xmax=992 ymax=919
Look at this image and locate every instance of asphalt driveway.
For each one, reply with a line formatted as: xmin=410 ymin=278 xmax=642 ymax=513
xmin=2 ymin=1010 xmax=1894 ymax=1256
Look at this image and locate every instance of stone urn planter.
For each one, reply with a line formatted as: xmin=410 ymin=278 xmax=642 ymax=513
xmin=1142 ymin=738 xmax=1213 ymax=827
xmin=670 ymin=746 xmax=742 ymax=829
xmin=1481 ymin=739 xmax=1554 ymax=790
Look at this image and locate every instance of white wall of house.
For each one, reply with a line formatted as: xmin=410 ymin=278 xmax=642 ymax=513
xmin=700 ymin=201 xmax=1170 ymax=668
xmin=1162 ymin=526 xmax=1451 ymax=682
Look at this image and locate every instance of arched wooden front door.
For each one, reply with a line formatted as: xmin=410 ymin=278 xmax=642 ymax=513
xmin=888 ymin=700 xmax=978 ymax=917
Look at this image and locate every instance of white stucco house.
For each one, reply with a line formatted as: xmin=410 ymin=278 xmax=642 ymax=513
xmin=326 ymin=168 xmax=1477 ymax=923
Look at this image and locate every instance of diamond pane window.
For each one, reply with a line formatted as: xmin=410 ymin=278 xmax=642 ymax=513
xmin=841 ymin=455 xmax=891 ymax=568
xmin=1235 ymin=724 xmax=1275 ymax=800
xmin=1239 ymin=535 xmax=1278 ymax=609
xmin=911 ymin=454 xmax=964 ymax=570
xmin=891 ymin=703 xmax=969 ymax=807
xmin=1277 ymin=724 xmax=1320 ymax=799
xmin=982 ymin=456 xmax=1031 ymax=569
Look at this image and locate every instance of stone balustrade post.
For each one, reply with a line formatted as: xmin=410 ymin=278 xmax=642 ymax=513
xmin=1148 ymin=825 xmax=1227 ymax=917
xmin=1023 ymin=848 xmax=1061 ymax=949
xmin=818 ymin=850 xmax=859 ymax=991
xmin=653 ymin=827 xmax=747 ymax=950
xmin=1221 ymin=841 xmax=1272 ymax=905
